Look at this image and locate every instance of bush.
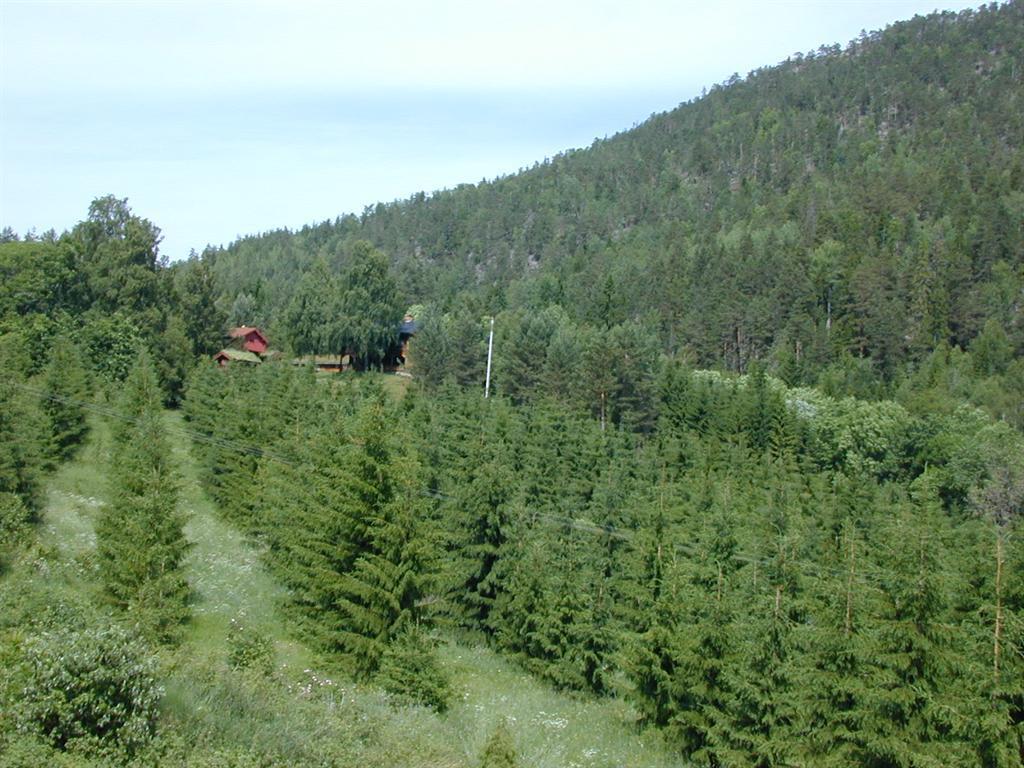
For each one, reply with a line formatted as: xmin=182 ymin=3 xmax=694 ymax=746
xmin=0 ymin=731 xmax=91 ymax=768
xmin=0 ymin=492 xmax=31 ymax=570
xmin=226 ymin=616 xmax=274 ymax=676
xmin=16 ymin=625 xmax=162 ymax=757
xmin=377 ymin=630 xmax=451 ymax=712
xmin=479 ymin=720 xmax=518 ymax=768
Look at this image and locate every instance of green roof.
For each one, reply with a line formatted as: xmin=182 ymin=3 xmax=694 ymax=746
xmin=214 ymin=349 xmax=262 ymax=364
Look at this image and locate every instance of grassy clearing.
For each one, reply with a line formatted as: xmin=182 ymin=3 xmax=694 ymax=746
xmin=166 ymin=411 xmax=310 ymax=670
xmin=316 ymin=369 xmax=411 ymax=400
xmin=38 ymin=416 xmax=111 ymax=562
xmin=440 ymin=642 xmax=685 ymax=768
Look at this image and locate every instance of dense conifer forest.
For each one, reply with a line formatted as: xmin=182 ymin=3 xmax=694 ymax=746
xmin=1 ymin=3 xmax=1023 ymax=767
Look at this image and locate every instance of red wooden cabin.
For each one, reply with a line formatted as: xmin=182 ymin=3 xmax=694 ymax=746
xmin=228 ymin=326 xmax=269 ymax=355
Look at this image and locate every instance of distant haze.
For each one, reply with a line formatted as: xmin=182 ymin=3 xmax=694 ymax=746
xmin=1 ymin=0 xmax=980 ymax=261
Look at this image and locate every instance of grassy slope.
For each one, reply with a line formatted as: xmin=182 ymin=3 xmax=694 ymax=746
xmin=440 ymin=643 xmax=682 ymax=768
xmin=167 ymin=410 xmax=310 ymax=670
xmin=26 ymin=410 xmax=685 ymax=768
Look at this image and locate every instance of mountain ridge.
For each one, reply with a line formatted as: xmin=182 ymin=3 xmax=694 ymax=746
xmin=203 ymin=1 xmax=1022 ymax=389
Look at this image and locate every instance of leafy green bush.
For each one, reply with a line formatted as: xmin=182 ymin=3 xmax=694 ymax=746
xmin=377 ymin=631 xmax=452 ymax=712
xmin=0 ymin=492 xmax=31 ymax=570
xmin=226 ymin=616 xmax=274 ymax=676
xmin=479 ymin=720 xmax=518 ymax=768
xmin=0 ymin=731 xmax=95 ymax=768
xmin=16 ymin=625 xmax=162 ymax=757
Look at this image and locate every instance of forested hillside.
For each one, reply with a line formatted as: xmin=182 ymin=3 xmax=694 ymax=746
xmin=206 ymin=3 xmax=1022 ymax=403
xmin=2 ymin=3 xmax=1023 ymax=767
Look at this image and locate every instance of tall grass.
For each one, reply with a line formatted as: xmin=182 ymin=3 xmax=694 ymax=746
xmin=440 ymin=643 xmax=686 ymax=768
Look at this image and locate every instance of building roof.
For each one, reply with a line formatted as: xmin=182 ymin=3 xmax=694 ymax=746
xmin=213 ymin=349 xmax=262 ymax=364
xmin=399 ymin=319 xmax=418 ymax=335
xmin=228 ymin=326 xmax=268 ymax=340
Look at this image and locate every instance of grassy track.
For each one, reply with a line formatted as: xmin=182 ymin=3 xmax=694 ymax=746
xmin=166 ymin=410 xmax=311 ymax=670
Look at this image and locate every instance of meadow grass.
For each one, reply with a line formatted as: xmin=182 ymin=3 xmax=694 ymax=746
xmin=317 ymin=369 xmax=411 ymax=400
xmin=166 ymin=410 xmax=311 ymax=671
xmin=440 ymin=642 xmax=686 ymax=768
xmin=38 ymin=415 xmax=111 ymax=561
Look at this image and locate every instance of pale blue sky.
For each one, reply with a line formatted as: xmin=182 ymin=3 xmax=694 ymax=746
xmin=1 ymin=0 xmax=980 ymax=261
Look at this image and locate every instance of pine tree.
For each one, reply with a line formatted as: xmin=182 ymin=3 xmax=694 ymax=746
xmin=39 ymin=337 xmax=90 ymax=463
xmin=97 ymin=365 xmax=190 ymax=643
xmin=856 ymin=479 xmax=971 ymax=765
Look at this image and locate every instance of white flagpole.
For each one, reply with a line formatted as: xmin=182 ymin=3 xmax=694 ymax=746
xmin=484 ymin=316 xmax=495 ymax=398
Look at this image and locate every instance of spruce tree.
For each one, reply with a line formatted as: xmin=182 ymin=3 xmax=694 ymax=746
xmin=264 ymin=397 xmax=436 ymax=675
xmin=799 ymin=517 xmax=875 ymax=767
xmin=96 ymin=355 xmax=190 ymax=642
xmin=39 ymin=337 xmax=90 ymax=463
xmin=673 ymin=497 xmax=740 ymax=764
xmin=626 ymin=554 xmax=687 ymax=733
xmin=0 ymin=369 xmax=47 ymax=512
xmin=450 ymin=433 xmax=517 ymax=632
xmin=856 ymin=479 xmax=971 ymax=765
xmin=964 ymin=462 xmax=1024 ymax=766
xmin=490 ymin=530 xmax=552 ymax=666
xmin=709 ymin=475 xmax=803 ymax=768
xmin=110 ymin=347 xmax=162 ymax=444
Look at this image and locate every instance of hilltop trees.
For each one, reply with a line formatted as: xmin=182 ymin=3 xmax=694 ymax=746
xmin=175 ymin=252 xmax=227 ymax=356
xmin=196 ymin=3 xmax=1024 ymax=420
xmin=70 ymin=195 xmax=166 ymax=327
xmin=285 ymin=241 xmax=402 ymax=368
xmin=0 ymin=197 xmax=209 ymax=406
xmin=336 ymin=241 xmax=403 ymax=370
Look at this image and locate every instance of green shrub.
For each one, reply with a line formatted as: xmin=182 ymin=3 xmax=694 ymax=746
xmin=226 ymin=616 xmax=274 ymax=676
xmin=377 ymin=631 xmax=452 ymax=712
xmin=479 ymin=720 xmax=518 ymax=768
xmin=0 ymin=731 xmax=95 ymax=768
xmin=0 ymin=492 xmax=31 ymax=570
xmin=16 ymin=625 xmax=162 ymax=757
xmin=184 ymin=745 xmax=272 ymax=768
